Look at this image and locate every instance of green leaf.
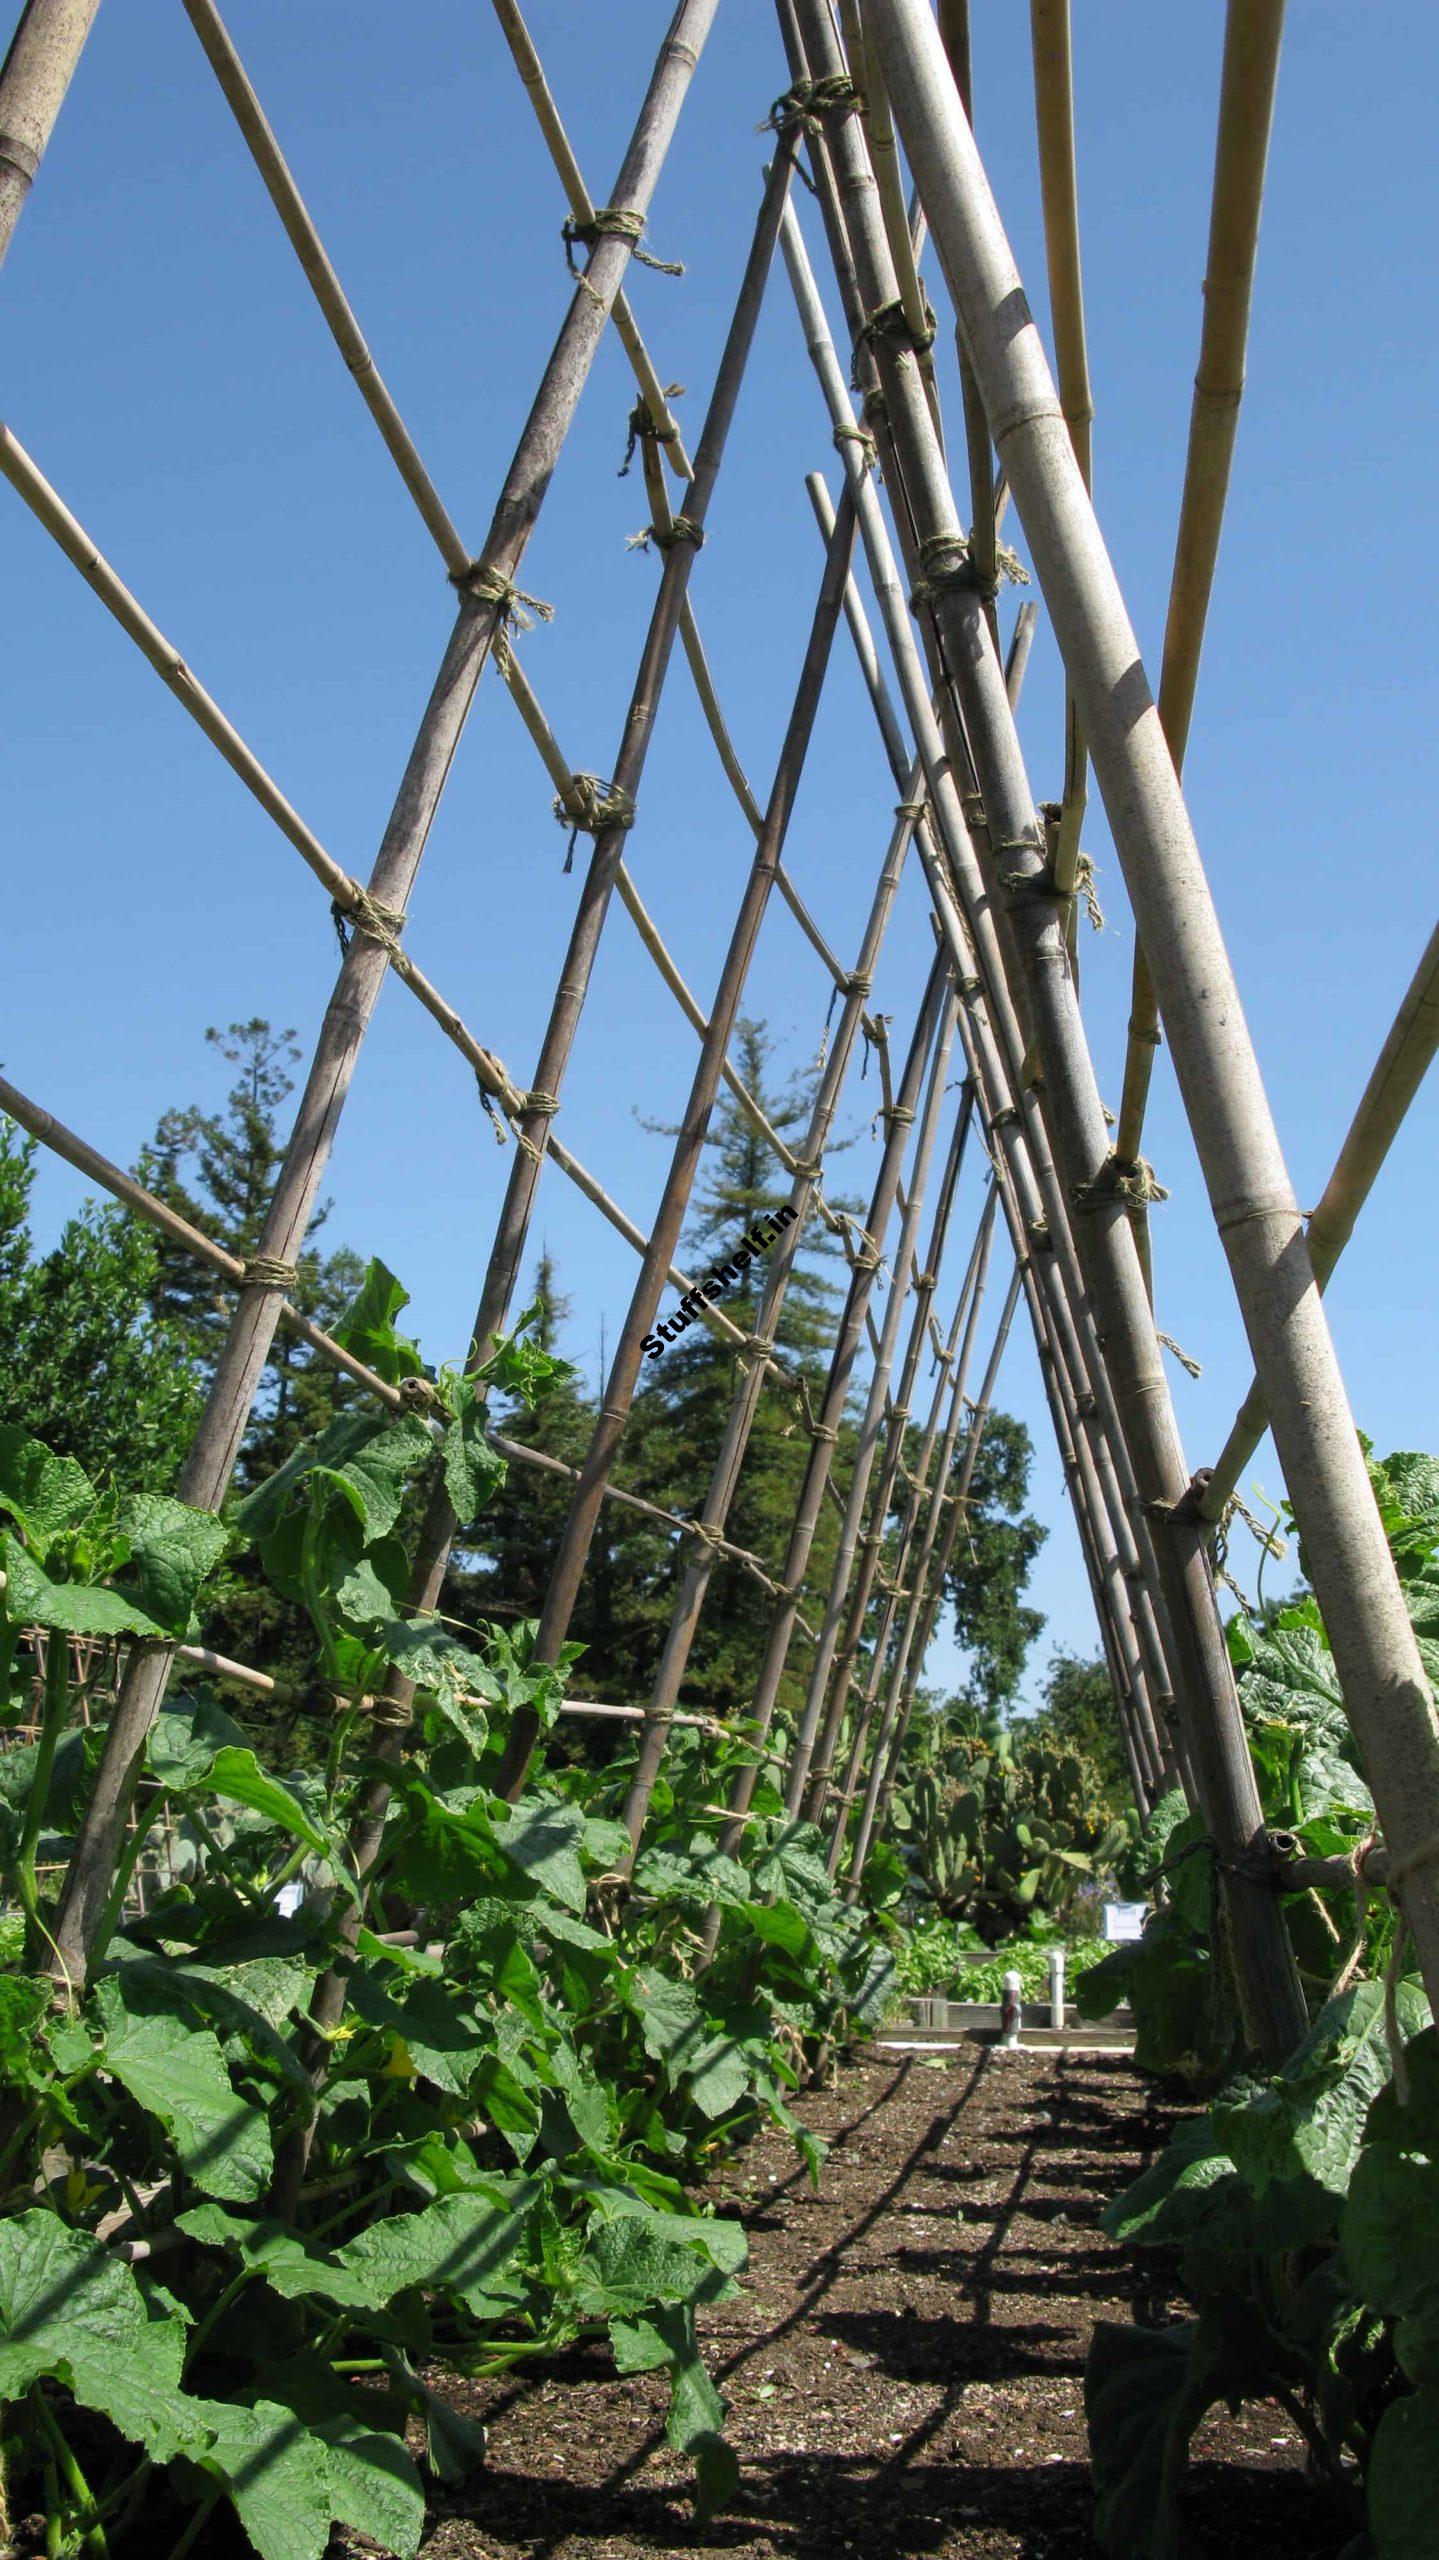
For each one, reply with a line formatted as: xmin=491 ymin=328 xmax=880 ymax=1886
xmin=0 ymin=1530 xmax=161 ymax=1635
xmin=177 ymin=2204 xmax=380 ymax=2308
xmin=149 ymin=1691 xmax=250 ymax=1785
xmin=0 ymin=1427 xmax=94 ymax=1546
xmin=627 ymin=1966 xmax=704 ymax=2074
xmin=96 ymin=1974 xmax=273 ymax=2200
xmin=334 ymin=2193 xmax=532 ymax=2319
xmin=1342 ymin=2142 xmax=1439 ymax=2389
xmin=118 ymin=1492 xmax=229 ymax=1635
xmin=316 ymin=2415 xmax=425 ymax=2560
xmin=0 ymin=2212 xmax=208 ymax=2464
xmin=1215 ymin=1978 xmax=1432 ymax=2209
xmin=189 ymin=2395 xmax=332 ymax=2560
xmin=1085 ymin=2318 xmax=1220 ymax=2560
xmin=334 ymin=1258 xmax=425 ymax=1386
xmin=494 ymin=1797 xmax=588 ymax=1912
xmin=234 ymin=1410 xmax=430 ymax=1545
xmin=1368 ymin=2390 xmax=1439 ymax=2560
xmin=439 ymin=1379 xmax=507 ymax=1525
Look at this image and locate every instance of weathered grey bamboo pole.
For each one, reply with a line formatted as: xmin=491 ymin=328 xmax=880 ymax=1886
xmin=1116 ymin=0 xmax=1288 ymax=1167
xmin=492 ymin=487 xmax=861 ymax=1797
xmin=1204 ymin=917 xmax=1439 ymax=1522
xmin=930 ymin=1 xmax=998 ymax=629
xmin=789 ymin=2 xmax=1309 ymax=2057
xmin=873 ymin=0 xmax=1439 ymax=2022
xmin=614 ymin=772 xmax=932 ymax=1855
xmin=783 ymin=987 xmax=960 ymax=1813
xmin=704 ymin=957 xmax=950 ymax=1880
xmin=0 ymin=0 xmax=97 ymax=266
xmin=790 ymin=289 xmax=1179 ymax=1792
xmin=1029 ymin=0 xmax=1093 ymax=895
xmin=822 ymin=1179 xmax=996 ymax=1872
xmin=49 ymin=0 xmax=721 ymax=1983
xmin=852 ymin=1262 xmax=1025 ymax=1895
xmin=800 ymin=1085 xmax=977 ymax=1821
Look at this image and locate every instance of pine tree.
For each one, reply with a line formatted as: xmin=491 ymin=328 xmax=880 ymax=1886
xmin=931 ymin=1407 xmax=1046 ymax=1711
xmin=0 ymin=1117 xmax=202 ymax=1487
xmin=142 ymin=1021 xmax=364 ymax=1487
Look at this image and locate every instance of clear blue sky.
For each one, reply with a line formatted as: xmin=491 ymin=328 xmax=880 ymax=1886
xmin=4 ymin=3 xmax=1436 ymax=1712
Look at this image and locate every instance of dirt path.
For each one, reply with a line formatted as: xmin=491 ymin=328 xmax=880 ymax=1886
xmin=420 ymin=2047 xmax=1348 ymax=2560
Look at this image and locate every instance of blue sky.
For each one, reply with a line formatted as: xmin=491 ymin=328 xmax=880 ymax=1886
xmin=4 ymin=2 xmax=1436 ymax=1712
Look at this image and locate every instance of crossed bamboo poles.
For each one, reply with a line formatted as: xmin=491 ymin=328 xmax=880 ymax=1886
xmin=2 ymin=0 xmax=1437 ymax=2040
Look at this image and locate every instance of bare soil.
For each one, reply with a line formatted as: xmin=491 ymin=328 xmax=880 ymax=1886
xmin=417 ymin=2045 xmax=1350 ymax=2560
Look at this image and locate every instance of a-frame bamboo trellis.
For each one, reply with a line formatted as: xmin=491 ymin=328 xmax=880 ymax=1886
xmin=3 ymin=0 xmax=1438 ymax=2065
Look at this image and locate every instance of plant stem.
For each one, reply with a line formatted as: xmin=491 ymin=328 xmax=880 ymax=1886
xmin=87 ymin=1788 xmax=165 ymax=1967
xmin=32 ymin=2389 xmax=109 ymax=2557
xmin=162 ymin=2487 xmax=222 ymax=2560
xmin=17 ymin=1637 xmax=70 ymax=1961
xmin=182 ymin=2266 xmax=255 ymax=2371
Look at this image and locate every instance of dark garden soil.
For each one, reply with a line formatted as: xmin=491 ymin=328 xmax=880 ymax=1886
xmin=414 ymin=2046 xmax=1352 ymax=2560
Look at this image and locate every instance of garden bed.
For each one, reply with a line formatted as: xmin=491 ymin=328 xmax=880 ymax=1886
xmin=402 ymin=2046 xmax=1345 ymax=2560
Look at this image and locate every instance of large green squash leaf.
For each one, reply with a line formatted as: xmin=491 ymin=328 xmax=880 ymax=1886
xmin=188 ymin=2395 xmax=333 ymax=2560
xmin=0 ymin=1428 xmax=94 ymax=1545
xmin=0 ymin=2212 xmax=208 ymax=2464
xmin=1367 ymin=2390 xmax=1439 ymax=2560
xmin=1085 ymin=2318 xmax=1221 ymax=2560
xmin=0 ymin=1531 xmax=161 ymax=1636
xmin=118 ymin=1492 xmax=230 ymax=1635
xmin=96 ymin=1975 xmax=273 ymax=2200
xmin=334 ymin=2192 xmax=532 ymax=2319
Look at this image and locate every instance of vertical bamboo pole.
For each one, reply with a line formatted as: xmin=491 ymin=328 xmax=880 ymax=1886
xmin=873 ymin=0 xmax=1439 ymax=2022
xmin=852 ymin=1264 xmax=1025 ymax=1896
xmin=844 ymin=1259 xmax=1024 ymax=1904
xmin=1029 ymin=0 xmax=1093 ymax=895
xmin=706 ymin=957 xmax=951 ymax=1873
xmin=0 ymin=0 xmax=99 ymax=266
xmin=49 ymin=0 xmax=722 ymax=1983
xmin=783 ymin=986 xmax=960 ymax=1812
xmin=786 ymin=0 xmax=1308 ymax=2059
xmin=1116 ymin=0 xmax=1288 ymax=1169
xmin=800 ymin=1084 xmax=977 ymax=1821
xmin=827 ymin=1185 xmax=996 ymax=1875
xmin=616 ymin=769 xmax=931 ymax=1855
xmin=790 ymin=272 xmax=1178 ymax=1795
xmin=492 ymin=484 xmax=860 ymax=1798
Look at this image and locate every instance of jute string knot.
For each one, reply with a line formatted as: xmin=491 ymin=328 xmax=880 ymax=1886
xmin=760 ymin=72 xmax=858 ymax=137
xmin=914 ymin=1270 xmax=938 ymax=1296
xmin=241 ymin=1254 xmax=298 ymax=1292
xmin=627 ymin=515 xmax=706 ymax=557
xmin=1071 ymin=1151 xmax=1170 ymax=1218
xmin=562 ymin=207 xmax=684 ymax=279
xmin=619 ymin=385 xmax=685 ymax=476
xmin=333 ymin=880 xmax=406 ymax=960
xmin=554 ymin=773 xmax=637 ymax=873
xmin=455 ymin=562 xmax=555 ymax=631
xmin=682 ymin=1517 xmax=726 ymax=1554
xmin=883 ymin=1103 xmax=917 ymax=1129
xmin=853 ymin=297 xmax=937 ymax=385
xmin=860 ymin=387 xmax=889 ymax=433
xmin=475 ymin=1074 xmax=507 ymax=1147
xmin=832 ymin=420 xmax=878 ymax=473
xmin=846 ymin=969 xmax=874 ymax=998
xmin=369 ymin=1692 xmax=414 ymax=1733
xmin=1075 ymin=851 xmax=1106 ymax=932
xmin=738 ymin=1332 xmax=776 ymax=1368
xmin=513 ymin=1088 xmax=560 ymax=1166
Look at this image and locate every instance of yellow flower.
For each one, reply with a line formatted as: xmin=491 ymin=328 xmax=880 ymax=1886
xmin=383 ymin=2034 xmax=416 ymax=2080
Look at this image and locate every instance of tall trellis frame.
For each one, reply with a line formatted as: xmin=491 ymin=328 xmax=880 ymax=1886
xmin=3 ymin=0 xmax=1438 ymax=2057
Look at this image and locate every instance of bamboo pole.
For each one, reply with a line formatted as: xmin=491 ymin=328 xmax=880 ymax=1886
xmin=930 ymin=1 xmax=997 ymax=631
xmin=50 ymin=0 xmax=722 ymax=1983
xmin=265 ymin=149 xmax=807 ymax=2198
xmin=783 ymin=984 xmax=959 ymax=1813
xmin=704 ymin=959 xmax=952 ymax=1883
xmin=1029 ymin=0 xmax=1093 ymax=896
xmin=614 ymin=766 xmax=931 ymax=1856
xmin=826 ymin=1167 xmax=994 ymax=1866
xmin=801 ymin=1085 xmax=977 ymax=1821
xmin=0 ymin=0 xmax=98 ymax=266
xmin=783 ymin=17 xmax=1306 ymax=2051
xmin=180 ymin=0 xmax=469 ymax=574
xmin=852 ymin=1263 xmax=1025 ymax=1895
xmin=785 ymin=228 xmax=1179 ymax=1789
xmin=492 ymin=484 xmax=861 ymax=1797
xmin=872 ymin=0 xmax=1439 ymax=2026
xmin=1116 ymin=0 xmax=1288 ymax=1171
xmin=1204 ymin=918 xmax=1439 ymax=1521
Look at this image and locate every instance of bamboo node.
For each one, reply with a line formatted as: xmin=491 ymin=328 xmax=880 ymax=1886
xmin=554 ymin=774 xmax=638 ymax=873
xmin=240 ymin=1254 xmax=298 ymax=1292
xmin=1071 ymin=1151 xmax=1170 ymax=1219
xmin=627 ymin=515 xmax=706 ymax=554
xmin=1028 ymin=1218 xmax=1053 ymax=1251
xmin=397 ymin=1375 xmax=445 ymax=1414
xmin=455 ymin=563 xmax=555 ymax=631
xmin=759 ymin=73 xmax=859 ymax=138
xmin=562 ymin=207 xmax=685 ymax=280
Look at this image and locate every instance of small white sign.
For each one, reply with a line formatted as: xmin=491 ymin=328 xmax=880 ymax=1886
xmin=1103 ymin=1901 xmax=1147 ymax=1942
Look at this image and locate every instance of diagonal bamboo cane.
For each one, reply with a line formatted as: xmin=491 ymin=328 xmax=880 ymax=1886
xmin=49 ymin=0 xmax=722 ymax=1983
